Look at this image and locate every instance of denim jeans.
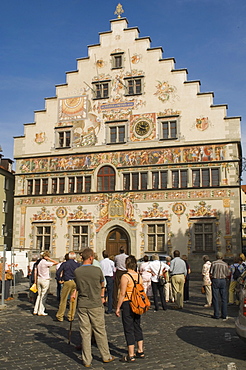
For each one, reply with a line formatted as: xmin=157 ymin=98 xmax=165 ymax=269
xmin=212 ymin=278 xmax=227 ymax=319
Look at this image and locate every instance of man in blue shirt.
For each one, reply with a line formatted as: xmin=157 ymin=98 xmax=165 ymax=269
xmin=56 ymin=251 xmax=80 ymax=322
xmin=170 ymin=250 xmax=187 ymax=309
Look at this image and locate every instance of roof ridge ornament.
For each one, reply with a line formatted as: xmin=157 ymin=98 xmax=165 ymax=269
xmin=114 ymin=3 xmax=124 ymax=18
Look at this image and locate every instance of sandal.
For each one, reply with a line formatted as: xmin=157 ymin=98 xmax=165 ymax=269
xmin=120 ymin=355 xmax=136 ymax=362
xmin=136 ymin=351 xmax=145 ymax=359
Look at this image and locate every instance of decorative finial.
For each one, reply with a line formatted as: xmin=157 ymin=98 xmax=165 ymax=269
xmin=114 ymin=3 xmax=124 ymax=18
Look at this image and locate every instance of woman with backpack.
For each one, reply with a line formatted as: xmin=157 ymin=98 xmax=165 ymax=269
xmin=228 ymin=257 xmax=244 ymax=305
xmin=115 ymin=255 xmax=145 ymax=363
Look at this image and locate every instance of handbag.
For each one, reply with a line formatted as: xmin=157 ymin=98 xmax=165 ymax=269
xmin=30 ymin=283 xmax=38 ymax=293
xmin=157 ymin=261 xmax=166 ymax=286
xmin=201 ymin=285 xmax=206 ymax=294
xmin=6 ymin=272 xmax=13 ymax=280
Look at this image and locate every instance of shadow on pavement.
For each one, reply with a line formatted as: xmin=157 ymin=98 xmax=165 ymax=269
xmin=176 ymin=325 xmax=246 ymax=361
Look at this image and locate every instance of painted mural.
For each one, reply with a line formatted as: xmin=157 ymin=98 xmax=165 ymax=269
xmin=140 ymin=202 xmax=169 ymax=219
xmin=130 ymin=113 xmax=156 ymax=141
xmin=16 ymin=189 xmax=234 ymax=208
xmin=18 ymin=144 xmax=227 ymax=174
xmin=31 ymin=207 xmax=55 ymax=222
xmin=196 ymin=117 xmax=209 ymax=131
xmin=35 ymin=132 xmax=45 ymax=144
xmin=58 ymin=96 xmax=88 ymax=124
xmin=189 ymin=201 xmax=218 ymax=218
xmin=67 ymin=206 xmax=93 ymax=221
xmin=96 ymin=194 xmax=136 ymax=232
xmin=154 ymin=81 xmax=178 ymax=103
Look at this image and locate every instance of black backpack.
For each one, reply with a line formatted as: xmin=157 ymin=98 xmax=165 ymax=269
xmin=233 ymin=265 xmax=241 ymax=281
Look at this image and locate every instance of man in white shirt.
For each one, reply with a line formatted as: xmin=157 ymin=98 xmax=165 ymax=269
xmin=33 ymin=251 xmax=58 ymax=316
xmin=149 ymin=254 xmax=170 ymax=311
xmin=100 ymin=250 xmax=115 ymax=314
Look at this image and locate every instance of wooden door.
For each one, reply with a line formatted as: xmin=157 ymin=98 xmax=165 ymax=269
xmin=106 ymin=228 xmax=129 ymax=256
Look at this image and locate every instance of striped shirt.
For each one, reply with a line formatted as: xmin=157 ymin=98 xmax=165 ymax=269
xmin=210 ymin=259 xmax=229 ymax=279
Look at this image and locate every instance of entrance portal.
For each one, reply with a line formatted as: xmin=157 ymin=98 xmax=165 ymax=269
xmin=106 ymin=228 xmax=129 ymax=256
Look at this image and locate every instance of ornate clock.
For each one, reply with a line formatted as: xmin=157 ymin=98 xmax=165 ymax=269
xmin=134 ymin=120 xmax=151 ymax=137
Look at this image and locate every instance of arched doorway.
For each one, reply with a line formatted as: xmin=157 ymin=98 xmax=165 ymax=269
xmin=106 ymin=227 xmax=129 ymax=256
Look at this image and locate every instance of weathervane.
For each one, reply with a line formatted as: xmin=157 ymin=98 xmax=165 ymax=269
xmin=114 ymin=3 xmax=124 ymax=18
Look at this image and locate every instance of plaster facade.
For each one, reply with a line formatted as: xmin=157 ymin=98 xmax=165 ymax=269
xmin=13 ymin=18 xmax=242 ymax=269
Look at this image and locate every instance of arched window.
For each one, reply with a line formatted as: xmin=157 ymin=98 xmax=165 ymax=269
xmin=97 ymin=166 xmax=115 ymax=192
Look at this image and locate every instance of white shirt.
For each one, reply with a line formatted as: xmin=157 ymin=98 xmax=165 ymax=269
xmin=114 ymin=253 xmax=128 ymax=271
xmin=100 ymin=258 xmax=115 ymax=277
xmin=37 ymin=259 xmax=54 ymax=279
xmin=149 ymin=260 xmax=170 ymax=283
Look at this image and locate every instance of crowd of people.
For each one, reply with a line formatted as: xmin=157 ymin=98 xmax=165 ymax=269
xmin=23 ymin=247 xmax=246 ymax=367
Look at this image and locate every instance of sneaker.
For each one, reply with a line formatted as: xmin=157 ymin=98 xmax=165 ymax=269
xmin=204 ymin=304 xmax=211 ymax=308
xmin=222 ymin=317 xmax=228 ymax=321
xmin=38 ymin=313 xmax=48 ymax=316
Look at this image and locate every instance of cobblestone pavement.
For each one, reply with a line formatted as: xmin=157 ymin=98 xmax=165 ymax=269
xmin=0 ymin=275 xmax=246 ymax=370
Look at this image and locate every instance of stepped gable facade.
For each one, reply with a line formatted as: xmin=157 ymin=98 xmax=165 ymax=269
xmin=13 ymin=17 xmax=242 ymax=268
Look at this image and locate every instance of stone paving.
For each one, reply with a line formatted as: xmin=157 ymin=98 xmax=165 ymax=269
xmin=0 ymin=275 xmax=246 ymax=370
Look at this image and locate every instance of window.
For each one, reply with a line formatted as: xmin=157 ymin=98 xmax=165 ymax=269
xmin=34 ymin=179 xmax=40 ymax=195
xmin=192 ymin=168 xmax=220 ymax=187
xmin=58 ymin=131 xmax=71 ymax=148
xmin=194 ymin=222 xmax=213 ymax=252
xmin=97 ymin=166 xmax=115 ymax=192
xmin=92 ymin=81 xmax=110 ymax=99
xmin=68 ymin=177 xmax=75 ymax=193
xmin=123 ymin=173 xmax=130 ymax=191
xmin=108 ymin=125 xmax=126 ymax=144
xmin=36 ymin=225 xmax=51 ymax=251
xmin=2 ymin=224 xmax=6 ymax=236
xmin=147 ymin=223 xmax=166 ymax=252
xmin=84 ymin=176 xmax=91 ymax=192
xmin=111 ymin=52 xmax=123 ymax=69
xmin=243 ymin=217 xmax=246 ymax=223
xmin=242 ymin=204 xmax=246 ymax=212
xmin=172 ymin=170 xmax=188 ymax=188
xmin=76 ymin=176 xmax=91 ymax=193
xmin=161 ymin=120 xmax=177 ymax=140
xmin=123 ymin=172 xmax=148 ymax=191
xmin=42 ymin=178 xmax=48 ymax=195
xmin=52 ymin=178 xmax=58 ymax=194
xmin=2 ymin=201 xmax=7 ymax=213
xmin=72 ymin=224 xmax=89 ymax=251
xmin=76 ymin=177 xmax=83 ymax=193
xmin=124 ymin=77 xmax=143 ymax=95
xmin=59 ymin=177 xmax=65 ymax=194
xmin=4 ymin=178 xmax=9 ymax=190
xmin=27 ymin=179 xmax=33 ymax=195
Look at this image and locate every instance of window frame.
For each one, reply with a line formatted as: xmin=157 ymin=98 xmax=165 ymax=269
xmin=143 ymin=221 xmax=167 ymax=253
xmin=106 ymin=121 xmax=127 ymax=144
xmin=56 ymin=130 xmax=72 ymax=149
xmin=192 ymin=168 xmax=220 ymax=188
xmin=111 ymin=52 xmax=124 ymax=69
xmin=159 ymin=118 xmax=178 ymax=140
xmin=34 ymin=223 xmax=52 ymax=252
xmin=193 ymin=220 xmax=214 ymax=252
xmin=92 ymin=80 xmax=110 ymax=100
xmin=124 ymin=76 xmax=143 ymax=96
xmin=97 ymin=166 xmax=115 ymax=192
xmin=70 ymin=222 xmax=90 ymax=252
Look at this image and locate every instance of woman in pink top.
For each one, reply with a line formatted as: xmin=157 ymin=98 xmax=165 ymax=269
xmin=33 ymin=251 xmax=58 ymax=316
xmin=139 ymin=255 xmax=152 ymax=298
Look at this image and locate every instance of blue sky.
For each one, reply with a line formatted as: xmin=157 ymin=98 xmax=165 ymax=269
xmin=1 ymin=0 xmax=246 ymax=180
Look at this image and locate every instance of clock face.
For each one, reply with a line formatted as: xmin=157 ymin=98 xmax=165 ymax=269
xmin=134 ymin=120 xmax=151 ymax=136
